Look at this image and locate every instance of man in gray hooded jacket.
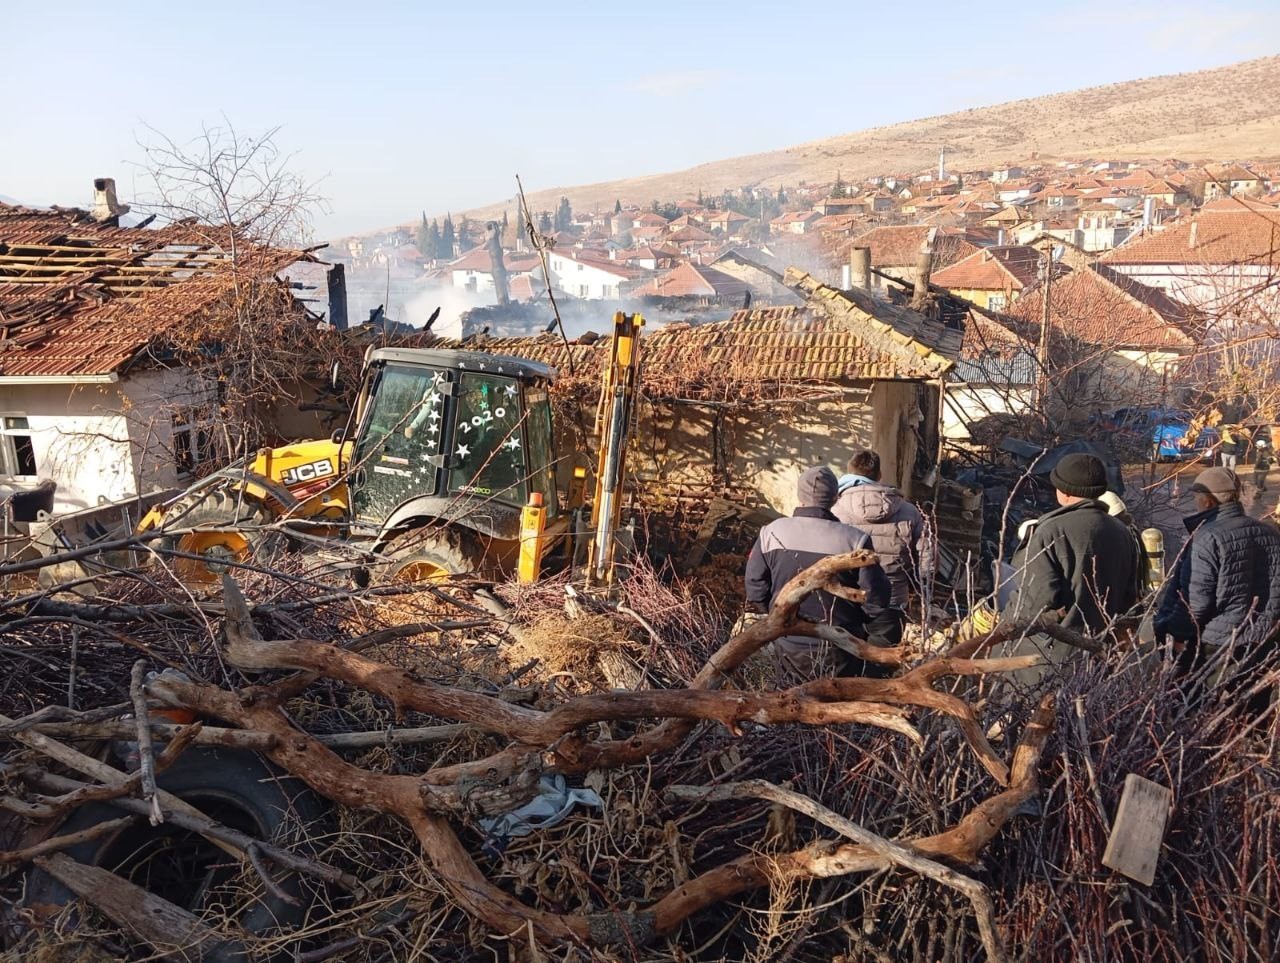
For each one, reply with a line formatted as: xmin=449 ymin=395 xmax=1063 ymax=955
xmin=832 ymin=449 xmax=934 ymax=614
xmin=746 ymin=466 xmax=895 ymax=677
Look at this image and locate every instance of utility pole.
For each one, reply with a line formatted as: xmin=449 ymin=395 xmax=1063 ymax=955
xmin=1035 ymin=246 xmax=1056 ymax=426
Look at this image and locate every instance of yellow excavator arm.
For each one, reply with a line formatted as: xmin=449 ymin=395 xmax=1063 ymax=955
xmin=586 ymin=312 xmax=644 ymax=587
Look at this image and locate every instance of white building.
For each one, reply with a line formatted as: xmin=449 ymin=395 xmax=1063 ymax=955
xmin=546 ymin=251 xmax=642 ymax=300
xmin=0 ymin=194 xmax=312 ymax=560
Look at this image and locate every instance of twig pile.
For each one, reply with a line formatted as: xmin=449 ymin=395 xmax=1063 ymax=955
xmin=0 ymin=548 xmax=1276 ymax=961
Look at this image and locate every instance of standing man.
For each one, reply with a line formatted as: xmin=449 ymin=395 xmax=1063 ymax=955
xmin=1252 ymin=425 xmax=1272 ymax=496
xmin=832 ymin=448 xmax=933 ymax=642
xmin=1219 ymin=425 xmax=1243 ymax=472
xmin=746 ymin=466 xmax=895 ymax=678
xmin=1173 ymin=467 xmax=1280 ymax=716
xmin=1007 ymin=453 xmax=1141 ymax=635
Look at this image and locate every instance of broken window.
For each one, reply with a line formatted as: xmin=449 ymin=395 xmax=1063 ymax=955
xmin=0 ymin=416 xmax=37 ymax=477
xmin=172 ymin=408 xmax=217 ymax=477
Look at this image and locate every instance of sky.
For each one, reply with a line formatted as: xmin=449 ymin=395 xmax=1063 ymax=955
xmin=2 ymin=1 xmax=1277 ymax=239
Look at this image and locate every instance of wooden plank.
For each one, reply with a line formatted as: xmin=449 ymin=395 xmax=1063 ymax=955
xmin=34 ymin=852 xmax=243 ymax=961
xmin=1102 ymin=773 xmax=1173 ymax=886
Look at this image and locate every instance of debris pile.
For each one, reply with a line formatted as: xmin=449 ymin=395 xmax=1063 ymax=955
xmin=0 ymin=548 xmax=1276 ymax=961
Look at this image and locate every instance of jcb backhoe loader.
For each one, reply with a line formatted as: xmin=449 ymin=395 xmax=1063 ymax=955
xmin=137 ymin=313 xmax=644 ymax=585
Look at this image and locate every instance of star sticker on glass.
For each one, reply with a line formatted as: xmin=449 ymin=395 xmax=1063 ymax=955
xmin=428 ymin=409 xmax=441 ymax=422
xmin=456 ymin=443 xmax=471 ymax=458
xmin=503 ymin=383 xmax=518 ymax=397
xmin=505 ymin=437 xmax=522 ymax=450
xmin=431 ymin=371 xmax=446 ymax=385
xmin=428 ymin=393 xmax=441 ymax=407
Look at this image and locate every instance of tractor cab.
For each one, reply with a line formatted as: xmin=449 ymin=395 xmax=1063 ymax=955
xmin=344 ymin=348 xmax=565 ymax=558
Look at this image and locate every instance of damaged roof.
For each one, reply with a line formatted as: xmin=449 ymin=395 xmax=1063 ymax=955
xmin=436 ymin=269 xmax=960 ymax=396
xmin=0 ymin=203 xmax=308 ymax=379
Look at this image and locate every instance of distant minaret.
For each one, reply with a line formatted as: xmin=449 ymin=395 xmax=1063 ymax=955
xmin=938 ymin=145 xmax=947 ymax=182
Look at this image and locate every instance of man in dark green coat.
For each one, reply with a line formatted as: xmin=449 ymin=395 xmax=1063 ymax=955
xmin=1007 ymin=453 xmax=1141 ymax=634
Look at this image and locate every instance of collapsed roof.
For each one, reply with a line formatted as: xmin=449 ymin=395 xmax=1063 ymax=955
xmin=0 ymin=203 xmax=310 ymax=380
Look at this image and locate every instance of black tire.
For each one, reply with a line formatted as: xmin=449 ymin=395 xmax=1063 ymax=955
xmin=383 ymin=524 xmax=490 ymax=582
xmin=160 ymin=488 xmax=276 ymax=580
xmin=24 ymin=748 xmax=327 ymax=959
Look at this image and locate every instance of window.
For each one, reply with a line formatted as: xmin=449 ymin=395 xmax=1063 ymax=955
xmin=578 ymin=284 xmax=589 ymax=297
xmin=172 ymin=408 xmax=217 ymax=476
xmin=449 ymin=372 xmax=526 ymax=506
xmin=988 ymin=294 xmax=1007 ymax=312
xmin=352 ymin=364 xmax=446 ymax=522
xmin=0 ymin=416 xmax=37 ymax=477
xmin=524 ymin=387 xmax=557 ymax=511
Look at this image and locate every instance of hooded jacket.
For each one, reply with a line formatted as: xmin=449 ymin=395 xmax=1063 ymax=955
xmin=832 ymin=478 xmax=932 ymax=607
xmin=1183 ymin=501 xmax=1280 ymax=648
xmin=1007 ymin=498 xmax=1140 ymax=633
xmin=744 ymin=507 xmax=895 ymax=656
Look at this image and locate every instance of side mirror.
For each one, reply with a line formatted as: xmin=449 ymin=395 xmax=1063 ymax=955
xmin=331 ymin=428 xmax=346 ymax=445
xmin=329 ymin=360 xmax=342 ymax=392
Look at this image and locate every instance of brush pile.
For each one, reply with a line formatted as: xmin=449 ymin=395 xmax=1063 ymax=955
xmin=0 ymin=545 xmax=1276 ymax=962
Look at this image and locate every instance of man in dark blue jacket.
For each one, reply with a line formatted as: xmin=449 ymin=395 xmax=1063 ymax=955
xmin=745 ymin=466 xmax=894 ymax=678
xmin=1161 ymin=467 xmax=1280 ymax=717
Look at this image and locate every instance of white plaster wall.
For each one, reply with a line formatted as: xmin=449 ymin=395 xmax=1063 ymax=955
xmin=0 ymin=382 xmax=135 ymax=513
xmin=944 ymin=385 xmax=1033 ymax=440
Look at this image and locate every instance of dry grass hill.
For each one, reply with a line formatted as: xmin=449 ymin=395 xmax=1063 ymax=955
xmin=456 ymin=55 xmax=1280 ymax=223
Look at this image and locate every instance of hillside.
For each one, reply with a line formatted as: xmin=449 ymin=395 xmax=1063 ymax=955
xmin=457 ymin=55 xmax=1280 ymax=223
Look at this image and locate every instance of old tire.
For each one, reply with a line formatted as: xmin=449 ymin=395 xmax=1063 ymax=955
xmin=160 ymin=488 xmax=275 ymax=583
xmin=24 ymin=748 xmax=327 ymax=959
xmin=384 ymin=525 xmax=489 ymax=582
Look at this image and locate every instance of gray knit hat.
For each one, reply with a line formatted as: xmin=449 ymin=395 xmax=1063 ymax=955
xmin=797 ymin=466 xmax=839 ymax=509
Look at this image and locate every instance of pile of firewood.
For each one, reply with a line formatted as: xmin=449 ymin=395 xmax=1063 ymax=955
xmin=0 ymin=545 xmax=1276 ymax=961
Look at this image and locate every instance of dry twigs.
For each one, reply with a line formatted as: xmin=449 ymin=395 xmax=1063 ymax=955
xmin=2 ymin=542 xmax=1275 ymax=961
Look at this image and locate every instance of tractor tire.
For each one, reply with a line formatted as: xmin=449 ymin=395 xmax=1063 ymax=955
xmin=383 ymin=525 xmax=490 ymax=583
xmin=160 ymin=488 xmax=276 ymax=583
xmin=23 ymin=748 xmax=328 ymax=961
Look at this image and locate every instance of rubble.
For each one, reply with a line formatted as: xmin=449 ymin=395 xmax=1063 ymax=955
xmin=0 ymin=539 xmax=1275 ymax=961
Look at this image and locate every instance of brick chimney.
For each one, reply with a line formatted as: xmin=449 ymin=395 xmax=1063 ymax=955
xmin=91 ymin=177 xmax=130 ymax=226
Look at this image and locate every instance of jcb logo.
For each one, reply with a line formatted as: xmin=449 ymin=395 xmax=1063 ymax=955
xmin=281 ymin=459 xmax=335 ymax=486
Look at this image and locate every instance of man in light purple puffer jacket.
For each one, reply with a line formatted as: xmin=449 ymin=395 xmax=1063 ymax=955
xmin=832 ymin=450 xmax=935 ymax=631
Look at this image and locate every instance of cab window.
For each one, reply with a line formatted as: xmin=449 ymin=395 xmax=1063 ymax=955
xmin=449 ymin=372 xmax=526 ymax=505
xmin=524 ymin=387 xmax=558 ymax=512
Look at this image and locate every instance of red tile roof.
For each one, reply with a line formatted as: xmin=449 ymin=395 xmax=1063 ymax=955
xmin=931 ymin=245 xmax=1060 ymax=292
xmin=0 ymin=203 xmax=306 ymax=378
xmin=1103 ymin=203 xmax=1280 ymax=266
xmin=630 ymin=262 xmax=750 ymax=299
xmin=1010 ymin=264 xmax=1194 ymax=351
xmin=846 ymin=226 xmax=985 ymax=268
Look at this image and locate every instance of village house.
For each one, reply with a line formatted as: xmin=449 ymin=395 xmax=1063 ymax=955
xmin=1204 ymin=164 xmax=1262 ymax=199
xmin=769 ymin=211 xmax=822 ymax=235
xmin=1101 ymin=199 xmax=1280 ymax=316
xmin=546 ymin=249 xmax=645 ymax=300
xmin=630 ymin=261 xmax=750 ymax=304
xmin=710 ymin=248 xmax=805 ymax=305
xmin=0 ymin=189 xmax=322 ymax=557
xmin=991 ymin=166 xmax=1026 ymax=184
xmin=930 ymin=245 xmax=1062 ymax=312
xmin=944 ymin=310 xmax=1037 ymax=442
xmin=845 ymin=226 xmax=988 ymax=288
xmin=448 ymin=246 xmax=542 ymax=297
xmin=1009 ymin=263 xmax=1195 ymax=419
xmin=450 ymin=269 xmax=968 ymax=570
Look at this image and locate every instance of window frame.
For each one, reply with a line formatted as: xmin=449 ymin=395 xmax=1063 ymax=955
xmin=172 ymin=406 xmax=218 ymax=478
xmin=0 ymin=414 xmax=38 ymax=478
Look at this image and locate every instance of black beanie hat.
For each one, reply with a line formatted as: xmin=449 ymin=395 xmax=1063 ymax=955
xmin=1049 ymin=452 xmax=1108 ymax=499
